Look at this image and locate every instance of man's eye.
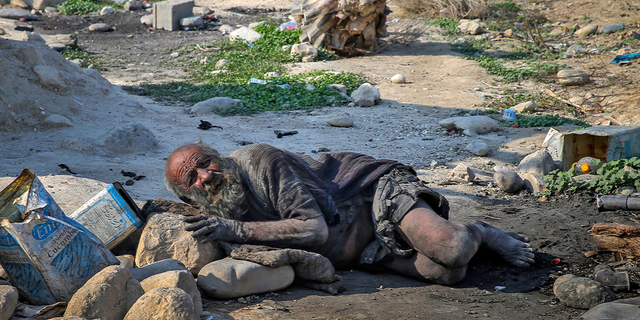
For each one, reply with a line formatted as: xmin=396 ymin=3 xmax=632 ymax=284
xmin=188 ymin=171 xmax=197 ymax=186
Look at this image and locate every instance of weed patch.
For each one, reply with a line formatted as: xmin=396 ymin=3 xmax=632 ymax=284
xmin=57 ymin=0 xmax=120 ymax=15
xmin=513 ymin=114 xmax=589 ymax=128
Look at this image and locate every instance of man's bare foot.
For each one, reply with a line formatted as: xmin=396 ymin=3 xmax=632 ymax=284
xmin=475 ymin=221 xmax=535 ymax=268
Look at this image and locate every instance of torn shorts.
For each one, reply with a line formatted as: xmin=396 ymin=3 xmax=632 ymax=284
xmin=359 ymin=168 xmax=450 ymax=268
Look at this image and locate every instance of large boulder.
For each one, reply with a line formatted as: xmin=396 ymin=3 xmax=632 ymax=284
xmin=124 ymin=287 xmax=194 ymax=320
xmin=0 ymin=285 xmax=19 ymax=320
xmin=129 ymin=259 xmax=190 ymax=282
xmin=64 ymin=265 xmax=145 ymax=320
xmin=516 ymin=150 xmax=556 ymax=176
xmin=438 ymin=116 xmax=498 ymax=136
xmin=139 ymin=270 xmax=202 ymax=320
xmin=198 ymin=258 xmax=295 ymax=299
xmin=188 ymin=97 xmax=240 ymax=115
xmin=98 ymin=123 xmax=159 ymax=154
xmin=579 ymin=297 xmax=640 ymax=320
xmin=554 ymin=274 xmax=616 ymax=309
xmin=350 ymin=83 xmax=380 ymax=107
xmin=135 ymin=213 xmax=226 ymax=275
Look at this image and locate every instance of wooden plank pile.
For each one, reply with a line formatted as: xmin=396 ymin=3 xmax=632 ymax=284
xmin=291 ymin=0 xmax=389 ymax=55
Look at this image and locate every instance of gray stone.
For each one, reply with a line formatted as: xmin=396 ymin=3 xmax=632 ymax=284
xmin=302 ymin=56 xmax=314 ymax=63
xmin=519 ymin=172 xmax=546 ymax=194
xmin=390 ymin=74 xmax=406 ymax=84
xmin=180 ymin=16 xmax=202 ymax=28
xmin=215 ymin=59 xmax=229 ymax=69
xmin=219 ymin=24 xmax=233 ymax=34
xmin=124 ymin=0 xmax=143 ymax=11
xmin=48 ymin=43 xmax=66 ymax=51
xmin=0 ymin=17 xmax=34 ymax=31
xmin=43 ymin=114 xmax=73 ymax=127
xmin=198 ymin=258 xmax=295 ymax=299
xmin=493 ymin=170 xmax=524 ymax=193
xmin=139 ymin=270 xmax=202 ymax=320
xmin=465 ymin=139 xmax=489 ymax=156
xmin=189 ymin=97 xmax=240 ymax=115
xmin=326 ymin=114 xmax=354 ymax=127
xmin=458 ymin=21 xmax=482 ymax=35
xmin=194 ymin=6 xmax=212 ymax=17
xmin=512 ymin=100 xmax=538 ymax=113
xmin=124 ymin=287 xmax=194 ymax=320
xmin=153 ymin=0 xmax=194 ymax=31
xmin=17 ymin=31 xmax=45 ymax=43
xmin=33 ymin=65 xmax=66 ymax=91
xmin=14 ymin=45 xmax=44 ymax=66
xmin=135 ymin=213 xmax=225 ymax=275
xmin=328 ymin=84 xmax=347 ymax=94
xmin=575 ymin=24 xmax=598 ymax=37
xmin=0 ymin=8 xmax=37 ymax=20
xmin=0 ymin=285 xmax=18 ymax=320
xmin=291 ymin=43 xmax=317 ymax=58
xmin=438 ymin=116 xmax=499 ymax=136
xmin=31 ymin=0 xmax=65 ymax=10
xmin=89 ymin=23 xmax=111 ymax=32
xmin=350 ymin=83 xmax=380 ymax=107
xmin=64 ymin=265 xmax=145 ymax=319
xmin=41 ymin=33 xmax=77 ymax=46
xmin=557 ymin=69 xmax=590 ymax=85
xmin=230 ymin=26 xmax=262 ymax=43
xmin=44 ymin=6 xmax=58 ymax=13
xmin=516 ymin=150 xmax=556 ymax=176
xmin=448 ymin=164 xmax=476 ymax=183
xmin=98 ymin=123 xmax=158 ymax=154
xmin=140 ymin=14 xmax=153 ymax=25
xmin=100 ymin=6 xmax=115 ymax=15
xmin=117 ymin=254 xmax=135 ymax=268
xmin=579 ymin=297 xmax=640 ymax=320
xmin=565 ymin=44 xmax=587 ymax=57
xmin=129 ymin=259 xmax=190 ymax=282
xmin=554 ymin=274 xmax=616 ymax=309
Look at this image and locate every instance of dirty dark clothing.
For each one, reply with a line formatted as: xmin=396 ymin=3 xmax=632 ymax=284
xmin=227 ymin=143 xmax=448 ymax=264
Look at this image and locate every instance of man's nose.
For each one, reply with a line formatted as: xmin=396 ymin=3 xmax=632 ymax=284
xmin=193 ymin=167 xmax=213 ymax=189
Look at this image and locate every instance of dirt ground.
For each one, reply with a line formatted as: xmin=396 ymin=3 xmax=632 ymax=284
xmin=2 ymin=0 xmax=640 ymax=319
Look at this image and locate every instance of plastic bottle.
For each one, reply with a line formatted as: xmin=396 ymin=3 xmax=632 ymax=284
xmin=603 ymin=24 xmax=625 ymax=34
xmin=573 ymin=156 xmax=602 ymax=174
xmin=503 ymin=109 xmax=516 ymax=121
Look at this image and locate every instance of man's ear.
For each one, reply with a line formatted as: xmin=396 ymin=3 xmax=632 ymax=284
xmin=179 ymin=195 xmax=197 ymax=206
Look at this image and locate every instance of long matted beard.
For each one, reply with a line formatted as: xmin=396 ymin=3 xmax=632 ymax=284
xmin=187 ymin=165 xmax=248 ymax=220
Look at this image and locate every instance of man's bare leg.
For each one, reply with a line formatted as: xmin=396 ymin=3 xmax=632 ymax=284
xmin=385 ymin=199 xmax=534 ymax=284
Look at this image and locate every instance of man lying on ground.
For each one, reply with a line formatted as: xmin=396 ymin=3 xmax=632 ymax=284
xmin=164 ymin=142 xmax=534 ymax=285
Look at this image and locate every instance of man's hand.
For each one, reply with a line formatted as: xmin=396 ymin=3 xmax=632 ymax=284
xmin=184 ymin=215 xmax=243 ymax=243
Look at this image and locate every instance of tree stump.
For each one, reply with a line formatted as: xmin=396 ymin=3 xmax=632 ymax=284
xmin=590 ymin=223 xmax=640 ymax=257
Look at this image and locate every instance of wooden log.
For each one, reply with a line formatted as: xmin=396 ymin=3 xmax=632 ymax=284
xmin=591 ymin=223 xmax=640 ymax=257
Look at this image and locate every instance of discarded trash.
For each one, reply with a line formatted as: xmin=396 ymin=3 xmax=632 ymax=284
xmin=58 ymin=164 xmax=77 ymax=174
xmin=197 ymin=120 xmax=223 ymax=130
xmin=274 ymin=130 xmax=298 ymax=138
xmin=250 ymin=78 xmax=267 ymax=85
xmin=503 ymin=109 xmax=516 ymax=121
xmin=542 ymin=126 xmax=640 ymax=171
xmin=602 ymin=23 xmax=624 ymax=34
xmin=67 ymin=182 xmax=142 ymax=249
xmin=495 ymin=286 xmax=506 ymax=291
xmin=551 ymin=258 xmax=562 ymax=265
xmin=597 ymin=195 xmax=640 ymax=212
xmin=0 ymin=169 xmax=118 ymax=304
xmin=278 ymin=20 xmax=297 ymax=31
xmin=611 ymin=52 xmax=640 ymax=64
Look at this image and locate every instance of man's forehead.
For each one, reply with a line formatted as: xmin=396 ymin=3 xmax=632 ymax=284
xmin=166 ymin=145 xmax=204 ymax=182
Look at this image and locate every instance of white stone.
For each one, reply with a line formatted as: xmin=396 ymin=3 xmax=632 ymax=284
xmin=189 ymin=97 xmax=241 ymax=115
xmin=33 ymin=65 xmax=66 ymax=91
xmin=326 ymin=114 xmax=354 ymax=127
xmin=229 ymin=26 xmax=261 ymax=43
xmin=264 ymin=72 xmax=280 ymax=79
xmin=198 ymin=258 xmax=295 ymax=299
xmin=219 ymin=24 xmax=233 ymax=34
xmin=140 ymin=270 xmax=202 ymax=320
xmin=100 ymin=6 xmax=115 ymax=15
xmin=458 ymin=21 xmax=482 ymax=35
xmin=512 ymin=100 xmax=538 ymax=113
xmin=140 ymin=14 xmax=153 ymax=25
xmin=0 ymin=8 xmax=37 ymax=20
xmin=438 ymin=116 xmax=498 ymax=136
xmin=448 ymin=164 xmax=476 ymax=183
xmin=0 ymin=285 xmax=18 ymax=320
xmin=43 ymin=114 xmax=73 ymax=127
xmin=291 ymin=43 xmax=318 ymax=58
xmin=390 ymin=74 xmax=406 ymax=84
xmin=465 ymin=139 xmax=489 ymax=156
xmin=215 ymin=59 xmax=229 ymax=69
xmin=493 ymin=170 xmax=524 ymax=193
xmin=180 ymin=16 xmax=202 ymax=28
xmin=350 ymin=83 xmax=380 ymax=107
xmin=124 ymin=287 xmax=194 ymax=320
xmin=98 ymin=123 xmax=158 ymax=154
xmin=89 ymin=23 xmax=111 ymax=32
xmin=516 ymin=149 xmax=556 ymax=176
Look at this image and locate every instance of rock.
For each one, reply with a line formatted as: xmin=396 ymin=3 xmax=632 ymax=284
xmin=89 ymin=23 xmax=111 ymax=32
xmin=64 ymin=265 xmax=145 ymax=319
xmin=98 ymin=123 xmax=158 ymax=154
xmin=117 ymin=254 xmax=135 ymax=269
xmin=350 ymin=83 xmax=380 ymax=107
xmin=0 ymin=17 xmax=34 ymax=31
xmin=326 ymin=114 xmax=354 ymax=127
xmin=189 ymin=97 xmax=240 ymax=115
xmin=390 ymin=74 xmax=406 ymax=84
xmin=124 ymin=287 xmax=194 ymax=320
xmin=438 ymin=116 xmax=498 ymax=136
xmin=140 ymin=14 xmax=153 ymax=25
xmin=0 ymin=266 xmax=6 ymax=280
xmin=557 ymin=69 xmax=589 ymax=85
xmin=578 ymin=297 xmax=640 ymax=320
xmin=13 ymin=31 xmax=45 ymax=43
xmin=264 ymin=72 xmax=280 ymax=79
xmin=198 ymin=258 xmax=295 ymax=299
xmin=100 ymin=6 xmax=115 ymax=15
xmin=512 ymin=100 xmax=538 ymax=113
xmin=44 ymin=6 xmax=58 ymax=13
xmin=302 ymin=56 xmax=314 ymax=62
xmin=139 ymin=270 xmax=202 ymax=320
xmin=124 ymin=0 xmax=143 ymax=11
xmin=616 ymin=186 xmax=636 ymax=196
xmin=328 ymin=84 xmax=347 ymax=94
xmin=48 ymin=43 xmax=66 ymax=51
xmin=180 ymin=16 xmax=202 ymax=28
xmin=129 ymin=259 xmax=190 ymax=282
xmin=194 ymin=6 xmax=213 ymax=17
xmin=458 ymin=21 xmax=482 ymax=35
xmin=229 ymin=26 xmax=261 ymax=43
xmin=0 ymin=8 xmax=37 ymax=21
xmin=518 ymin=172 xmax=546 ymax=194
xmin=465 ymin=139 xmax=489 ymax=156
xmin=516 ymin=150 xmax=556 ymax=176
xmin=282 ymin=45 xmax=292 ymax=52
xmin=42 ymin=114 xmax=73 ymax=127
xmin=304 ymin=84 xmax=315 ymax=90
xmin=219 ymin=24 xmax=233 ymax=34
xmin=565 ymin=44 xmax=587 ymax=57
xmin=41 ymin=34 xmax=77 ymax=46
xmin=83 ymin=67 xmax=112 ymax=87
xmin=0 ymin=285 xmax=19 ymax=320
xmin=448 ymin=164 xmax=475 ymax=183
xmin=593 ymin=264 xmax=630 ymax=292
xmin=33 ymin=65 xmax=66 ymax=91
xmin=291 ymin=43 xmax=318 ymax=58
xmin=31 ymin=0 xmax=65 ymax=10
xmin=215 ymin=59 xmax=229 ymax=69
xmin=135 ymin=213 xmax=225 ymax=275
xmin=575 ymin=24 xmax=598 ymax=37
xmin=503 ymin=29 xmax=513 ymax=36
xmin=553 ymin=274 xmax=616 ymax=309
xmin=493 ymin=170 xmax=524 ymax=193
xmin=249 ymin=21 xmax=267 ymax=29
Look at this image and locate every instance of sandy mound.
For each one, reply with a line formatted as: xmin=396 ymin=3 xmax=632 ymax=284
xmin=0 ymin=38 xmax=115 ymax=132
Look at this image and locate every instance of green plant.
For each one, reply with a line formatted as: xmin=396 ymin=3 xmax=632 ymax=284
xmin=58 ymin=0 xmax=117 ymax=14
xmin=513 ymin=114 xmax=589 ymax=128
xmin=61 ymin=45 xmax=111 ymax=69
xmin=429 ymin=18 xmax=459 ymax=35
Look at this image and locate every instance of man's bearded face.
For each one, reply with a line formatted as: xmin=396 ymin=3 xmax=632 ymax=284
xmin=165 ymin=144 xmax=247 ymax=219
